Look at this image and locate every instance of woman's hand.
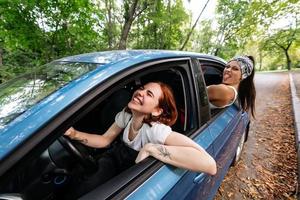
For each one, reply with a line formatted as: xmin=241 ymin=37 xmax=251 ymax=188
xmin=135 ymin=143 xmax=153 ymax=163
xmin=63 ymin=123 xmax=123 ymax=148
xmin=64 ymin=127 xmax=77 ymax=139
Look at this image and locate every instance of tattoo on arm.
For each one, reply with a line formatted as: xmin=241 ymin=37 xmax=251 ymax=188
xmin=156 ymin=145 xmax=171 ymax=160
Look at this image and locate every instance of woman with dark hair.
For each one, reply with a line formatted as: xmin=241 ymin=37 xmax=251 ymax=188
xmin=207 ymin=55 xmax=256 ymax=117
xmin=65 ymin=81 xmax=216 ymax=195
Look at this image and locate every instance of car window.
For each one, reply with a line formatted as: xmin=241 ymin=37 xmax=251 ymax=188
xmin=198 ymin=61 xmax=225 ymax=116
xmin=200 ymin=64 xmax=223 ymax=86
xmin=76 ymin=66 xmax=192 ymax=140
xmin=0 ymin=61 xmax=99 ymax=130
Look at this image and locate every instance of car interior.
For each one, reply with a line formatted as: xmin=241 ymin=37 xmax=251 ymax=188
xmin=201 ymin=64 xmax=223 ymax=86
xmin=0 ymin=67 xmax=189 ymax=200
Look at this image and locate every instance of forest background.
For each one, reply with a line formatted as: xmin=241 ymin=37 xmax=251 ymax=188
xmin=0 ymin=0 xmax=299 ymax=83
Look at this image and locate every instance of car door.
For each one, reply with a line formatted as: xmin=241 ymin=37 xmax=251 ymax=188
xmin=185 ymin=58 xmax=249 ymax=200
xmin=156 ymin=57 xmax=224 ymax=200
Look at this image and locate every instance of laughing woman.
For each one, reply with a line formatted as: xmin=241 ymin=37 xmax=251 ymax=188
xmin=65 ymin=81 xmax=216 ymax=194
xmin=207 ymin=55 xmax=256 ymax=118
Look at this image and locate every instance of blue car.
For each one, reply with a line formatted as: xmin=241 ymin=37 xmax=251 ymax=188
xmin=0 ymin=50 xmax=249 ymax=200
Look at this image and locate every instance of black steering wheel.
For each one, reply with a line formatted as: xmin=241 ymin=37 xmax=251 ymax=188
xmin=58 ymin=136 xmax=98 ymax=174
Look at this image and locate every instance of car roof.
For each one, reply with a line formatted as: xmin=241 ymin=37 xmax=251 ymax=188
xmin=0 ymin=50 xmax=225 ymax=161
xmin=56 ymin=50 xmax=225 ymax=65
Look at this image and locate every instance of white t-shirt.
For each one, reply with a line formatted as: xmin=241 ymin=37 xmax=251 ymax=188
xmin=115 ymin=109 xmax=172 ymax=151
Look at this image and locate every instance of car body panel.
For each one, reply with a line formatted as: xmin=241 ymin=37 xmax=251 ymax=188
xmin=125 ymin=125 xmax=215 ymax=200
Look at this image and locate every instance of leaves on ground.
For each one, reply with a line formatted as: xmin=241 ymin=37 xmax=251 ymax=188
xmin=215 ymin=74 xmax=298 ymax=200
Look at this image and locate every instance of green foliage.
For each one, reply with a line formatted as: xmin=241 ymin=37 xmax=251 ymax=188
xmin=209 ymin=0 xmax=300 ymax=70
xmin=129 ymin=0 xmax=189 ymax=49
xmin=213 ymin=0 xmax=262 ymax=59
xmin=1 ymin=0 xmax=300 ymax=82
xmin=0 ymin=0 xmax=106 ymax=80
xmin=190 ymin=20 xmax=216 ymax=54
xmin=101 ymin=0 xmax=121 ymax=49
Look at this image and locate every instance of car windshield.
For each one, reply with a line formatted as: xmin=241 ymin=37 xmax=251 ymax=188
xmin=0 ymin=61 xmax=99 ymax=130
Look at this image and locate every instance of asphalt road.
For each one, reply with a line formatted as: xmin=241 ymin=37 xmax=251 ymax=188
xmin=214 ymin=72 xmax=298 ymax=200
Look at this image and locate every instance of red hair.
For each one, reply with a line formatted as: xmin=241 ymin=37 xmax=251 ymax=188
xmin=144 ymin=81 xmax=178 ymax=126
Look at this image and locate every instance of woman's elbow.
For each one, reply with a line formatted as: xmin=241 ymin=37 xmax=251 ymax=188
xmin=207 ymin=158 xmax=217 ymax=175
xmin=196 ymin=155 xmax=217 ymax=175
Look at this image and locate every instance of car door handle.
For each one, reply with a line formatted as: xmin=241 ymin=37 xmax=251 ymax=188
xmin=193 ymin=173 xmax=205 ymax=184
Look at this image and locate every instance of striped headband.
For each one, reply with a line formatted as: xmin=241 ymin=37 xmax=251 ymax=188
xmin=229 ymin=56 xmax=254 ymax=80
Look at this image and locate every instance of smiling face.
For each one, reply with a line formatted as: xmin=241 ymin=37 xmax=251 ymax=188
xmin=127 ymin=82 xmax=163 ymax=117
xmin=222 ymin=61 xmax=242 ymax=86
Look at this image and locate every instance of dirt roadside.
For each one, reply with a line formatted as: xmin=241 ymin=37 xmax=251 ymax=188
xmin=214 ymin=72 xmax=298 ymax=200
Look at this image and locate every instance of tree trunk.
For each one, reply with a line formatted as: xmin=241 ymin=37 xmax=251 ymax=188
xmin=105 ymin=0 xmax=113 ymax=49
xmin=180 ymin=0 xmax=210 ymax=50
xmin=118 ymin=0 xmax=139 ymax=50
xmin=0 ymin=48 xmax=3 ymax=66
xmin=276 ymin=41 xmax=293 ymax=71
xmin=214 ymin=48 xmax=219 ymax=56
xmin=259 ymin=50 xmax=263 ymax=71
xmin=284 ymin=49 xmax=291 ymax=70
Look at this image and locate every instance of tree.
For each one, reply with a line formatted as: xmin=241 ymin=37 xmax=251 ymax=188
xmin=180 ymin=0 xmax=210 ymax=50
xmin=0 ymin=0 xmax=107 ymax=82
xmin=256 ymin=0 xmax=300 ymax=70
xmin=118 ymin=0 xmax=149 ymax=49
xmin=213 ymin=0 xmax=262 ymax=59
xmin=190 ymin=19 xmax=215 ymax=54
xmin=129 ymin=0 xmax=189 ymax=50
xmin=103 ymin=0 xmax=120 ymax=49
xmin=265 ymin=24 xmax=299 ymax=70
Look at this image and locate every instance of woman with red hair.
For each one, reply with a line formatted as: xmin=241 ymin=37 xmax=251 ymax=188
xmin=65 ymin=81 xmax=216 ymax=194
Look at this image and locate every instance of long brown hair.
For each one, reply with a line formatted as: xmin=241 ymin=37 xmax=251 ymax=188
xmin=238 ymin=56 xmax=256 ymax=118
xmin=143 ymin=81 xmax=178 ymax=126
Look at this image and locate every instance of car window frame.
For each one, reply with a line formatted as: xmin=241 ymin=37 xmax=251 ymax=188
xmin=197 ymin=59 xmax=228 ymax=117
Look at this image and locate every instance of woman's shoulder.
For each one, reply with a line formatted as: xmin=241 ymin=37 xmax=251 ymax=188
xmin=118 ymin=107 xmax=132 ymax=117
xmin=207 ymin=84 xmax=237 ymax=103
xmin=211 ymin=84 xmax=237 ymax=92
xmin=144 ymin=122 xmax=172 ymax=144
xmin=207 ymin=84 xmax=230 ymax=95
xmin=207 ymin=83 xmax=228 ymax=89
xmin=115 ymin=107 xmax=132 ymax=128
xmin=150 ymin=122 xmax=170 ymax=128
xmin=147 ymin=122 xmax=172 ymax=133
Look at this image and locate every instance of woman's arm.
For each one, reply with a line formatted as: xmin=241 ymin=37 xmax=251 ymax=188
xmin=207 ymin=84 xmax=235 ymax=106
xmin=135 ymin=132 xmax=217 ymax=175
xmin=65 ymin=122 xmax=123 ymax=148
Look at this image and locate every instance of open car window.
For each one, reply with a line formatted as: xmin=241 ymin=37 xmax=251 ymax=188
xmin=199 ymin=61 xmax=226 ymax=116
xmin=200 ymin=62 xmax=223 ymax=86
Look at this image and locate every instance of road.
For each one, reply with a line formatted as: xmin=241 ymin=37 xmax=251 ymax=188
xmin=214 ymin=72 xmax=298 ymax=199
